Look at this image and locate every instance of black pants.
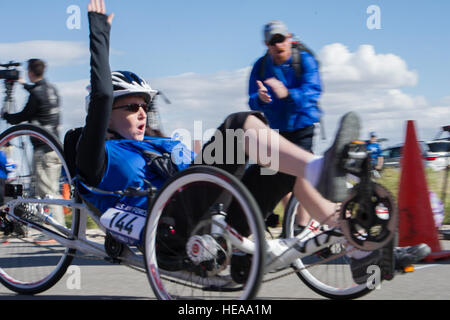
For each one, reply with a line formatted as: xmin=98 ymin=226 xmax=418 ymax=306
xmin=191 ymin=112 xmax=314 ymax=235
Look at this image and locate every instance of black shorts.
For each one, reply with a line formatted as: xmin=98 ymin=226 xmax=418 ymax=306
xmin=189 ymin=112 xmax=314 ymax=235
xmin=191 ymin=111 xmax=268 ymax=177
xmin=239 ymin=125 xmax=314 ymax=229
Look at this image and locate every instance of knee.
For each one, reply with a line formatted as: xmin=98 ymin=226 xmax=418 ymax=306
xmin=222 ymin=112 xmax=267 ymax=131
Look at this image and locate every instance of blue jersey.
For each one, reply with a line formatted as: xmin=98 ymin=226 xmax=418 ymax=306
xmin=366 ymin=142 xmax=382 ymax=166
xmin=80 ymin=137 xmax=195 ymax=214
xmin=0 ymin=151 xmax=7 ymax=179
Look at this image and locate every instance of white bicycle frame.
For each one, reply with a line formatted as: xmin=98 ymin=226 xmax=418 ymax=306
xmin=3 ymin=197 xmax=145 ymax=269
xmin=3 ymin=193 xmax=345 ymax=291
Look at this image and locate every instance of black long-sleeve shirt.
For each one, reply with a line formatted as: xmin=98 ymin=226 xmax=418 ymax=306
xmin=4 ymin=79 xmax=61 ymax=139
xmin=75 ymin=12 xmax=114 ymax=186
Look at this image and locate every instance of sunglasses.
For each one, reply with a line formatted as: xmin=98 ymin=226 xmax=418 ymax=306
xmin=268 ymin=34 xmax=287 ymax=46
xmin=112 ymin=103 xmax=149 ymax=113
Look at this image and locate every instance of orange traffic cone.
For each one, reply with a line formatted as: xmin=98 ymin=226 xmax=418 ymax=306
xmin=398 ymin=120 xmax=450 ymax=261
xmin=62 ymin=183 xmax=71 ymax=215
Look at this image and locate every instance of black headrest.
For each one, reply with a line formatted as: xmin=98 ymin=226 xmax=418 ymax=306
xmin=63 ymin=127 xmax=83 ymax=178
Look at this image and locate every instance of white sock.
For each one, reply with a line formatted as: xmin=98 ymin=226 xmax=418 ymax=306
xmin=305 ymin=156 xmax=324 ymax=187
xmin=345 ymin=245 xmax=373 ymax=259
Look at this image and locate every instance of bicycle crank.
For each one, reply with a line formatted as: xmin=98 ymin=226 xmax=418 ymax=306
xmin=339 ymin=183 xmax=398 ymax=251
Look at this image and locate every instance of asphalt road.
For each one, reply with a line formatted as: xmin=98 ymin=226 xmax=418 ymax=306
xmin=0 ymin=239 xmax=449 ymax=301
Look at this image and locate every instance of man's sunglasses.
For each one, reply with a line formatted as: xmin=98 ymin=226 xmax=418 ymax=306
xmin=268 ymin=34 xmax=287 ymax=46
xmin=112 ymin=103 xmax=149 ymax=113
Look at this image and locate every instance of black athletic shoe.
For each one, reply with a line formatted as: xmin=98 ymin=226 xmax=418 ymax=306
xmin=349 ymin=250 xmax=382 ymax=285
xmin=317 ymin=112 xmax=361 ymax=202
xmin=394 ymin=244 xmax=431 ymax=270
xmin=278 ymin=224 xmax=305 ymax=239
xmin=230 ymin=252 xmax=252 ymax=284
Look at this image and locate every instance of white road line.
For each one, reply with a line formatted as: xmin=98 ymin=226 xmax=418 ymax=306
xmin=414 ymin=264 xmax=439 ymax=270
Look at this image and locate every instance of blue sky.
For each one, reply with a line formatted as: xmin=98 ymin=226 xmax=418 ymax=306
xmin=0 ymin=0 xmax=449 ymax=152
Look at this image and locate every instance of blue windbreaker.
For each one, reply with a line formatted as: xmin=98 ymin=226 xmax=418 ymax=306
xmin=248 ymin=51 xmax=322 ymax=132
xmin=366 ymin=142 xmax=382 ymax=166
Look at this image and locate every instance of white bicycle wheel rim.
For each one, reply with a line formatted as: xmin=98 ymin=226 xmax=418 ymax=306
xmin=145 ymin=171 xmax=263 ymax=300
xmin=286 ymin=199 xmax=367 ymax=297
xmin=0 ymin=126 xmax=74 ymax=291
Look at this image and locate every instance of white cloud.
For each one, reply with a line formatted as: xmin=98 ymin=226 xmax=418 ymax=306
xmin=0 ymin=41 xmax=89 ymax=67
xmin=148 ymin=44 xmax=445 ymax=152
xmin=315 ymin=44 xmax=447 ymax=151
xmin=150 ymin=68 xmax=251 ymax=140
xmin=57 ymin=79 xmax=90 ymax=134
xmin=319 ymin=43 xmax=418 ymax=90
xmin=6 ymin=43 xmax=445 ymax=156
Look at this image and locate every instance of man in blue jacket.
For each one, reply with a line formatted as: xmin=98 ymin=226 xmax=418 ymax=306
xmin=249 ymin=20 xmax=322 ymax=133
xmin=248 ymin=20 xmax=322 ymax=233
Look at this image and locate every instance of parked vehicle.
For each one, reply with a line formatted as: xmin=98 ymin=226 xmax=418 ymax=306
xmin=425 ymin=139 xmax=449 ymax=171
xmin=382 ymin=144 xmax=403 ymax=168
xmin=382 ymin=142 xmax=429 ymax=168
xmin=382 ymin=125 xmax=449 ymax=170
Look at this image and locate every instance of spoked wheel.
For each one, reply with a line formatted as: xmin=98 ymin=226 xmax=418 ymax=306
xmin=144 ymin=166 xmax=266 ymax=300
xmin=0 ymin=124 xmax=79 ymax=294
xmin=283 ymin=194 xmax=371 ymax=300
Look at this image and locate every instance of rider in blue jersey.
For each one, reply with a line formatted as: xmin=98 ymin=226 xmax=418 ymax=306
xmin=77 ymin=0 xmax=430 ymax=279
xmin=77 ymin=7 xmax=343 ymax=226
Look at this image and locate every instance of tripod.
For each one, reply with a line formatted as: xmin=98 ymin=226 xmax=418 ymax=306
xmin=1 ymin=80 xmax=33 ymax=190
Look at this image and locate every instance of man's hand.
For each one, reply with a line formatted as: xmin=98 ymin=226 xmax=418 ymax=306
xmin=88 ymin=0 xmax=115 ymax=25
xmin=264 ymin=77 xmax=289 ymax=99
xmin=257 ymin=80 xmax=272 ymax=103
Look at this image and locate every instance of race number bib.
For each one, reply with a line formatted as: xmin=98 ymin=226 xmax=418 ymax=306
xmin=100 ymin=207 xmax=146 ymax=244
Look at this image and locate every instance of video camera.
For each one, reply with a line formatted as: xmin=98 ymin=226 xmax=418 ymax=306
xmin=0 ymin=61 xmax=21 ymax=81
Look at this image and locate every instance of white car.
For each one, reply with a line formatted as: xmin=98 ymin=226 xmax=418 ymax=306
xmin=425 ymin=139 xmax=450 ymax=171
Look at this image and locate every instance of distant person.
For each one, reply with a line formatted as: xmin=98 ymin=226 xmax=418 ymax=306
xmin=367 ymin=132 xmax=384 ymax=175
xmin=2 ymin=58 xmax=65 ymax=233
xmin=248 ymin=20 xmax=322 ymax=233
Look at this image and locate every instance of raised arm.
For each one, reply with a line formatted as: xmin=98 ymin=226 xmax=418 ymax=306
xmin=76 ymin=0 xmax=115 ymax=186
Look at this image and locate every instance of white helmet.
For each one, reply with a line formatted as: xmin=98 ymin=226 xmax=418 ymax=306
xmin=85 ymin=71 xmax=158 ymax=112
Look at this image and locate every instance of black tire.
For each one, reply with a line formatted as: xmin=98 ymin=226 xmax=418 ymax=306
xmin=144 ymin=166 xmax=266 ymax=300
xmin=283 ymin=194 xmax=371 ymax=300
xmin=0 ymin=124 xmax=79 ymax=294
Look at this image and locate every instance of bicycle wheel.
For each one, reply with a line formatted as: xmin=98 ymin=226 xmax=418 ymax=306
xmin=0 ymin=124 xmax=79 ymax=294
xmin=283 ymin=194 xmax=371 ymax=300
xmin=144 ymin=166 xmax=266 ymax=300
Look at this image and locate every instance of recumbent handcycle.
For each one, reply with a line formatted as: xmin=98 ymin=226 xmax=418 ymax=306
xmin=0 ymin=124 xmax=397 ymax=300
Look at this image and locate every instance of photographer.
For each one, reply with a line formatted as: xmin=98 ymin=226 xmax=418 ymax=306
xmin=3 ymin=59 xmax=60 ymax=137
xmin=2 ymin=59 xmax=65 ymax=234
